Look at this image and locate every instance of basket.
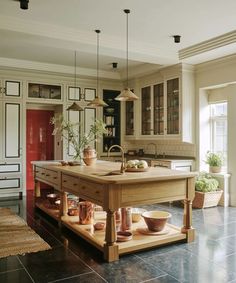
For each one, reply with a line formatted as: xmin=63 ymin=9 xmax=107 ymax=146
xmin=192 ymin=190 xmax=223 ymax=208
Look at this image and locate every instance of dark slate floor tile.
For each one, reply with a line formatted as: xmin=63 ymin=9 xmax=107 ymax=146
xmin=0 ymin=269 xmax=33 ymax=283
xmin=90 ymin=254 xmax=166 ymax=283
xmin=215 ymin=252 xmax=236 ymax=275
xmin=18 ymin=246 xmax=91 ymax=283
xmin=0 ymin=256 xmax=23 ymax=273
xmin=142 ymin=248 xmax=236 ymax=283
xmin=179 ymin=235 xmax=236 ymax=262
xmin=49 ymin=271 xmax=107 ymax=283
xmin=145 ymin=274 xmax=181 ymax=283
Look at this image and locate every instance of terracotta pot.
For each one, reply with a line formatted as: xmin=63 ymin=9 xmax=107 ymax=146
xmin=210 ymin=166 xmax=221 ymax=173
xmin=83 ymin=146 xmax=97 ymax=158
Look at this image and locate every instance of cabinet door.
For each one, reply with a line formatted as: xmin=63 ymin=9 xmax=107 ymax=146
xmin=4 ymin=102 xmax=21 ymax=158
xmin=67 ymin=110 xmax=81 ymax=157
xmin=125 ymin=101 xmax=134 ymax=136
xmin=141 ymin=86 xmax=152 ymax=135
xmin=167 ymin=78 xmax=179 ymax=135
xmin=4 ymin=80 xmax=20 ymax=97
xmin=153 ymin=83 xmax=164 ymax=135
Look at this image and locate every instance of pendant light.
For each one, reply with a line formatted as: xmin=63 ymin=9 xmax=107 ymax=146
xmin=66 ymin=51 xmax=83 ymax=111
xmin=88 ymin=30 xmax=108 ymax=107
xmin=115 ymin=9 xmax=138 ymax=101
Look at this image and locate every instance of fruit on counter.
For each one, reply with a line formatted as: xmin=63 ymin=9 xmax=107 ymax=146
xmin=126 ymin=159 xmax=148 ymax=169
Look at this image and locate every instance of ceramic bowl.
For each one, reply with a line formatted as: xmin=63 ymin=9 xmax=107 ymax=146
xmin=142 ymin=211 xmax=171 ymax=232
xmin=131 ymin=208 xmax=147 ymax=222
xmin=83 ymin=157 xmax=97 ymax=166
xmin=47 ymin=193 xmax=59 ymax=205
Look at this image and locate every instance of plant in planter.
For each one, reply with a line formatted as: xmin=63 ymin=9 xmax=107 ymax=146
xmin=192 ymin=172 xmax=222 ymax=208
xmin=205 ymin=151 xmax=223 ymax=173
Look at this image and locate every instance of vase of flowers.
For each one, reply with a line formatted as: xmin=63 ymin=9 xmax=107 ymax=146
xmin=50 ymin=115 xmax=106 ymax=163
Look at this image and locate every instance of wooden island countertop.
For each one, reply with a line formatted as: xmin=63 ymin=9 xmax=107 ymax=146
xmin=33 ymin=160 xmax=197 ymax=262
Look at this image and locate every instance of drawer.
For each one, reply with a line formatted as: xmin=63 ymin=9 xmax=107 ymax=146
xmin=45 ymin=169 xmax=59 ymax=185
xmin=0 ymin=177 xmax=20 ymax=189
xmin=62 ymin=174 xmax=79 ymax=192
xmin=151 ymin=160 xmax=171 ymax=168
xmin=78 ymin=180 xmax=104 ymax=202
xmin=35 ymin=166 xmax=46 ymax=180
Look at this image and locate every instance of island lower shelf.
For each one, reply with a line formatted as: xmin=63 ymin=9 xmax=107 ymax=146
xmin=61 ymin=212 xmax=187 ymax=255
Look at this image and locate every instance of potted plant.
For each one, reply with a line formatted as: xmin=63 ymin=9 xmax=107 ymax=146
xmin=192 ymin=172 xmax=223 ymax=208
xmin=205 ymin=151 xmax=223 ymax=173
xmin=50 ymin=115 xmax=107 ymax=162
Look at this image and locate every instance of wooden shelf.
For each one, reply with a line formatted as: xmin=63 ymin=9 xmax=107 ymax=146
xmin=35 ymin=200 xmax=60 ymax=221
xmin=61 ymin=212 xmax=186 ymax=256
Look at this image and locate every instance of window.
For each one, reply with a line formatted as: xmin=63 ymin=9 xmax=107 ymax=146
xmin=210 ymin=102 xmax=227 ymax=167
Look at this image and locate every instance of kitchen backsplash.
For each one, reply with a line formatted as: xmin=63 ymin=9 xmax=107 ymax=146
xmin=123 ymin=140 xmax=196 ymax=158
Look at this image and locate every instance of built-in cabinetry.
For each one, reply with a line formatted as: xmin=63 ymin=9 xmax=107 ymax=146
xmin=0 ymin=80 xmax=23 ymax=197
xmin=141 ymin=78 xmax=179 ymax=137
xmin=28 ymin=83 xmax=61 ymax=100
xmin=151 ymin=159 xmax=193 ymax=172
xmin=124 ymin=64 xmax=194 ymax=143
xmin=103 ymin=89 xmax=121 ymax=152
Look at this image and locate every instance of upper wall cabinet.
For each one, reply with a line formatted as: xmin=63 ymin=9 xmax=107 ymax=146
xmin=28 ymin=83 xmax=61 ymax=100
xmin=0 ymin=80 xmax=21 ymax=98
xmin=125 ymin=64 xmax=195 ymax=143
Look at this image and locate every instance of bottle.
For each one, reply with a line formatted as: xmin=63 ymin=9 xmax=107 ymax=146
xmin=121 ymin=207 xmax=132 ymax=231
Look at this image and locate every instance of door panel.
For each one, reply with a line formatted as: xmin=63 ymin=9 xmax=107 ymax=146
xmin=26 ymin=110 xmax=54 ymax=190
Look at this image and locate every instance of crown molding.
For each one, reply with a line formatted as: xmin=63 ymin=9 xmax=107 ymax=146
xmin=0 ymin=57 xmax=121 ymax=80
xmin=179 ymin=30 xmax=236 ymax=60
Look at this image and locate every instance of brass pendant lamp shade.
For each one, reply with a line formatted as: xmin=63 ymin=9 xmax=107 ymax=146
xmin=66 ymin=51 xmax=84 ymax=111
xmin=88 ymin=30 xmax=108 ymax=107
xmin=115 ymin=9 xmax=138 ymax=102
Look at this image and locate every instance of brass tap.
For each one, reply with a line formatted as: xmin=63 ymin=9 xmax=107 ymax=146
xmin=108 ymin=145 xmax=126 ymax=174
xmin=147 ymin=143 xmax=158 ymax=159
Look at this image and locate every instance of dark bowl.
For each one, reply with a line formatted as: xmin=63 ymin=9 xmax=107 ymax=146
xmin=47 ymin=193 xmax=59 ymax=205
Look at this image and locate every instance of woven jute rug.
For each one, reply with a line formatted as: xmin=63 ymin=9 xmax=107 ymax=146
xmin=0 ymin=207 xmax=51 ymax=258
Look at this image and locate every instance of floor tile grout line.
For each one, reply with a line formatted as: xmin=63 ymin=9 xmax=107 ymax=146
xmin=139 ymin=274 xmax=182 ymax=283
xmin=48 ymin=271 xmax=95 ymax=283
xmin=17 ymin=255 xmax=35 ymax=283
xmin=0 ymin=267 xmax=24 ymax=275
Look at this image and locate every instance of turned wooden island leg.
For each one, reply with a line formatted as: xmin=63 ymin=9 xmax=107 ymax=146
xmin=34 ymin=180 xmax=41 ymax=198
xmin=104 ymin=209 xmax=119 ymax=262
xmin=181 ymin=177 xmax=195 ymax=242
xmin=61 ymin=191 xmax=68 ymax=216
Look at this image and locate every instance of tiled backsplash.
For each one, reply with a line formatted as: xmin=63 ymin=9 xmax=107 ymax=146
xmin=123 ymin=140 xmax=196 ymax=158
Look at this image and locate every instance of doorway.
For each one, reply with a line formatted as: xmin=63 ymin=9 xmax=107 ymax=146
xmin=26 ymin=109 xmax=54 ymax=190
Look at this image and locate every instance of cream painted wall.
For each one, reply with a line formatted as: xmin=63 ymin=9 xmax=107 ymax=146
xmin=195 ymin=55 xmax=236 ymax=206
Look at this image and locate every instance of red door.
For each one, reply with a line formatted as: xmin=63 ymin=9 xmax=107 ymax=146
xmin=26 ymin=110 xmax=54 ymax=190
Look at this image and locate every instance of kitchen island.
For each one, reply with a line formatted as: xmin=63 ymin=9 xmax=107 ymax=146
xmin=33 ymin=160 xmax=196 ymax=262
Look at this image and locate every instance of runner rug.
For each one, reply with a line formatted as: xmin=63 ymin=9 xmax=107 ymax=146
xmin=0 ymin=207 xmax=51 ymax=258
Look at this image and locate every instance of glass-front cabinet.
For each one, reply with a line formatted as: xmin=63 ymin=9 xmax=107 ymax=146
xmin=125 ymin=101 xmax=134 ymax=136
xmin=140 ymin=78 xmax=180 ymax=138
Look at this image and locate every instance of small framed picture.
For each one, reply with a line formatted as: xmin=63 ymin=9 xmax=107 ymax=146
xmin=68 ymin=87 xmax=80 ymax=101
xmin=84 ymin=88 xmax=96 ymax=101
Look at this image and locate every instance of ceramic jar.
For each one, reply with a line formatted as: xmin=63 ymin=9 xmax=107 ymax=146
xmin=83 ymin=146 xmax=97 ymax=166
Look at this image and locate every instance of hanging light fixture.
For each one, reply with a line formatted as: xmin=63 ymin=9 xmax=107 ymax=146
xmin=88 ymin=30 xmax=108 ymax=107
xmin=66 ymin=51 xmax=83 ymax=111
xmin=115 ymin=9 xmax=138 ymax=102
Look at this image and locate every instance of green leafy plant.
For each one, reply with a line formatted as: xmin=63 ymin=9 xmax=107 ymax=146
xmin=50 ymin=115 xmax=107 ymax=160
xmin=195 ymin=172 xmax=219 ymax=192
xmin=205 ymin=151 xmax=223 ymax=167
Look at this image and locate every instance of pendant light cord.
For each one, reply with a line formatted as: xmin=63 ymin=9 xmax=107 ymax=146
xmin=74 ymin=50 xmax=77 ymax=93
xmin=124 ymin=9 xmax=130 ymax=89
xmin=95 ymin=29 xmax=101 ymax=99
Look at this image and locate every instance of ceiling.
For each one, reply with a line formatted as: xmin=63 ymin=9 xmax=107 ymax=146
xmin=1 ymin=0 xmax=236 ymax=80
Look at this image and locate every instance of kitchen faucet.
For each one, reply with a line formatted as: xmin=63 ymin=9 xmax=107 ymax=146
xmin=108 ymin=145 xmax=126 ymax=173
xmin=146 ymin=143 xmax=158 ymax=159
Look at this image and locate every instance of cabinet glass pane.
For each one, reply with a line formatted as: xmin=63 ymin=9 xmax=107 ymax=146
xmin=153 ymin=83 xmax=164 ymax=135
xmin=167 ymin=78 xmax=179 ymax=134
xmin=28 ymin=83 xmax=61 ymax=99
xmin=84 ymin=108 xmax=96 ymax=149
xmin=141 ymin=86 xmax=151 ymax=135
xmin=5 ymin=103 xmax=20 ymax=158
xmin=103 ymin=90 xmax=120 ymax=152
xmin=125 ymin=101 xmax=134 ymax=135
